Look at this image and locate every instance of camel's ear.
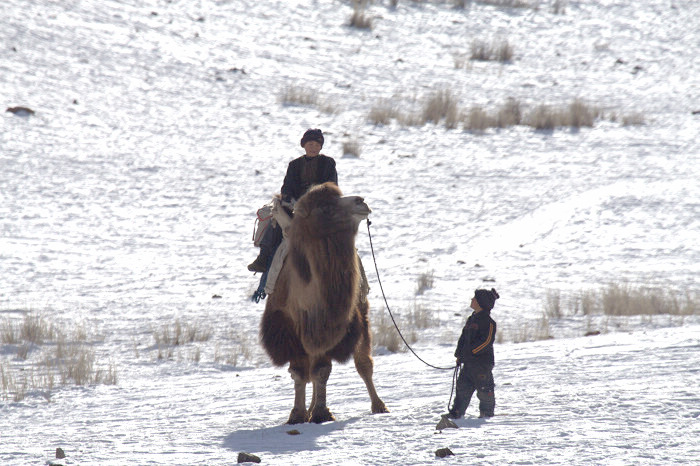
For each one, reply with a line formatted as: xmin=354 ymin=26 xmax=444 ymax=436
xmin=272 ymin=198 xmax=292 ymax=230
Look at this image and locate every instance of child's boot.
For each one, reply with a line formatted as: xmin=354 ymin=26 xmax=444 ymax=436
xmin=477 ymin=390 xmax=495 ymax=418
xmin=448 ymin=396 xmax=467 ymax=419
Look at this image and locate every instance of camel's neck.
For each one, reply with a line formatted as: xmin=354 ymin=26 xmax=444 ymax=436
xmin=314 ymin=233 xmax=356 ymax=274
xmin=304 ymin=232 xmax=359 ymax=311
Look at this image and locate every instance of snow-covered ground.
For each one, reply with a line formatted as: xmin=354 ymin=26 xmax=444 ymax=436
xmin=1 ymin=0 xmax=699 ymax=464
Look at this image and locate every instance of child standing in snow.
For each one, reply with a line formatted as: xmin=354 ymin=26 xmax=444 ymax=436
xmin=448 ymin=288 xmax=499 ymax=419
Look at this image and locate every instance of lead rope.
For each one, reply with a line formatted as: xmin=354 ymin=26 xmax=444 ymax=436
xmin=365 ymin=219 xmax=459 ymax=412
xmin=447 ymin=364 xmax=460 ymax=414
xmin=365 ymin=219 xmax=457 ymax=373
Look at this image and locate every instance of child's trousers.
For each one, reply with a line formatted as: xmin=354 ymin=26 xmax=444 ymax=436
xmin=449 ymin=363 xmax=495 ymax=418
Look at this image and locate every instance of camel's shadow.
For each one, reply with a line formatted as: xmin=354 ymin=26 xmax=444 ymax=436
xmin=223 ymin=417 xmax=360 ymax=454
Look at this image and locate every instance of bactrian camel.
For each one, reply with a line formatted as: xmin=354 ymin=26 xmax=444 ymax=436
xmin=260 ymin=182 xmax=388 ymax=424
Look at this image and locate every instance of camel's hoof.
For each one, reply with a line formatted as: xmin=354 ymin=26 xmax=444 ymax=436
xmin=309 ymin=406 xmax=335 ymax=424
xmin=372 ymin=400 xmax=389 ymax=414
xmin=287 ymin=408 xmax=308 ymax=425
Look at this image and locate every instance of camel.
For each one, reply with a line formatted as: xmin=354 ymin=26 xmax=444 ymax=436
xmin=260 ymin=182 xmax=388 ymax=424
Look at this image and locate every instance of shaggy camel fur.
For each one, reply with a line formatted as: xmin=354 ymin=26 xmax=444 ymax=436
xmin=260 ymin=182 xmax=388 ymax=424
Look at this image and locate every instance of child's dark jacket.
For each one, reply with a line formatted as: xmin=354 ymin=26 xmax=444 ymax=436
xmin=455 ymin=309 xmax=497 ymax=368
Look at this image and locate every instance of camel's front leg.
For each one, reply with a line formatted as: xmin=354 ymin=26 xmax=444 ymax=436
xmin=354 ymin=332 xmax=389 ymax=414
xmin=308 ymin=358 xmax=335 ymax=424
xmin=287 ymin=362 xmax=309 ymax=424
xmin=308 ymin=375 xmax=318 ymax=418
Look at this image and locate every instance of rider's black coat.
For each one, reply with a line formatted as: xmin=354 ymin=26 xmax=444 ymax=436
xmin=281 ymin=154 xmax=338 ymax=202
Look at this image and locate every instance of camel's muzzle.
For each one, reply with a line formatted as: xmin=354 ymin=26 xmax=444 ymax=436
xmin=340 ymin=195 xmax=371 ymax=220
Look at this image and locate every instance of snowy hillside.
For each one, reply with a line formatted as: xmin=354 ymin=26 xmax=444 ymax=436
xmin=2 ymin=0 xmax=699 ymax=464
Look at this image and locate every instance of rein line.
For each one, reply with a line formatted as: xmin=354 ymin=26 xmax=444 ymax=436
xmin=365 ymin=219 xmax=456 ymax=372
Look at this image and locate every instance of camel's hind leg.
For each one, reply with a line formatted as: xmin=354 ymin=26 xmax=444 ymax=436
xmin=287 ymin=359 xmax=309 ymax=424
xmin=354 ymin=325 xmax=389 ymax=414
xmin=308 ymin=357 xmax=335 ymax=424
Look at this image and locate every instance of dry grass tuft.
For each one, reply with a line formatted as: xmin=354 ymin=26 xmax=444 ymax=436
xmin=544 ymin=289 xmax=563 ymax=319
xmin=368 ymin=101 xmax=401 ymax=126
xmin=214 ymin=330 xmax=254 ymax=367
xmin=1 ymin=314 xmax=60 ymax=345
xmin=415 ymin=270 xmax=435 ymax=296
xmin=1 ymin=314 xmax=116 ymax=401
xmin=479 ymin=0 xmax=537 ymax=8
xmin=350 ymin=1 xmax=373 ymax=30
xmin=407 ymin=301 xmax=438 ymax=330
xmin=18 ymin=313 xmax=58 ymax=344
xmin=368 ymin=97 xmax=424 ymax=127
xmin=544 ymin=283 xmax=697 ymax=318
xmin=452 ymin=52 xmax=469 ymax=69
xmin=498 ymin=314 xmax=552 ymax=344
xmin=422 ymin=89 xmax=459 ymax=126
xmin=278 ymin=86 xmax=339 ymax=114
xmin=601 ymin=283 xmax=695 ymax=316
xmin=342 ymin=139 xmax=362 ymax=158
xmin=463 ymin=99 xmax=521 ymax=131
xmin=567 ymin=99 xmax=600 ymax=128
xmin=470 ymin=38 xmax=513 ymax=63
xmin=525 ymin=104 xmax=560 ymax=130
xmin=1 ymin=319 xmax=18 ymax=344
xmin=528 ymin=283 xmax=698 ymax=340
xmin=153 ymin=319 xmax=212 ymax=347
xmin=465 ymin=106 xmax=493 ymax=131
xmin=552 ymin=0 xmax=568 ymax=14
xmin=372 ymin=311 xmax=407 ymax=353
xmin=621 ymin=112 xmax=646 ymax=126
xmin=570 ymin=289 xmax=596 ymax=316
xmin=372 ymin=297 xmax=442 ymax=353
xmin=524 ymin=100 xmax=600 ymax=130
xmin=279 ymin=85 xmax=317 ymax=106
xmin=368 ymin=91 xmax=637 ymax=132
xmin=496 ymin=98 xmax=522 ymax=127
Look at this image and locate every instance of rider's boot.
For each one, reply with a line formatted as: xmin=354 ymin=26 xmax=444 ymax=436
xmin=247 ymin=246 xmax=270 ymax=273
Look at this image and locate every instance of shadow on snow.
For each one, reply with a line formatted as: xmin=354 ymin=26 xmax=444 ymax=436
xmin=223 ymin=417 xmax=360 ymax=454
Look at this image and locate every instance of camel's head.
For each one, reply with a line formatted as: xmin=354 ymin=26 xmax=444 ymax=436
xmin=293 ymin=182 xmax=371 ymax=236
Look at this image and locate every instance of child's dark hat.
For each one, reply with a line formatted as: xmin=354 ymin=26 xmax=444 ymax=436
xmin=475 ymin=288 xmax=499 ymax=311
xmin=300 ymin=128 xmax=324 ymax=148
